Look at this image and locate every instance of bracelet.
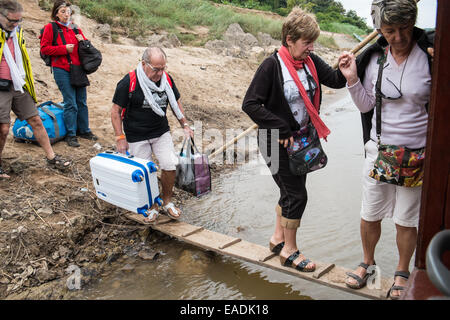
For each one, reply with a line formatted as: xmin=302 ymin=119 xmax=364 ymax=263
xmin=115 ymin=134 xmax=125 ymax=141
xmin=183 ymin=123 xmax=189 ymax=127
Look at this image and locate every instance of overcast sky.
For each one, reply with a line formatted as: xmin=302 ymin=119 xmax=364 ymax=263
xmin=337 ymin=0 xmax=437 ymax=28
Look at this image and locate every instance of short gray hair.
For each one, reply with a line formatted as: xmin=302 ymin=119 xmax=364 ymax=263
xmin=372 ymin=0 xmax=417 ymax=28
xmin=0 ymin=0 xmax=23 ymax=17
xmin=142 ymin=47 xmax=167 ymax=64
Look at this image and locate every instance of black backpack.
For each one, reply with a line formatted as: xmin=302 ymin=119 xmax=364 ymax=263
xmin=39 ymin=22 xmax=78 ymax=67
xmin=78 ymin=39 xmax=102 ymax=74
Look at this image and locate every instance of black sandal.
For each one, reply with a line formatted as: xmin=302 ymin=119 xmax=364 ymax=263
xmin=269 ymin=241 xmax=285 ymax=255
xmin=345 ymin=262 xmax=377 ymax=289
xmin=387 ymin=271 xmax=410 ymax=300
xmin=281 ymin=250 xmax=315 ymax=272
xmin=47 ymin=154 xmax=71 ymax=170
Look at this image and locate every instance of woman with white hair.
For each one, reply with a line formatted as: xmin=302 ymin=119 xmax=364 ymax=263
xmin=339 ymin=0 xmax=434 ymax=299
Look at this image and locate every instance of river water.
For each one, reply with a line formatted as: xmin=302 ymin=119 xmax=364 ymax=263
xmin=75 ymin=89 xmax=413 ymax=300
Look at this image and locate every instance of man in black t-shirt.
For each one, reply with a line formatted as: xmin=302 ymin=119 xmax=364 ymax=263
xmin=111 ymin=47 xmax=193 ymax=223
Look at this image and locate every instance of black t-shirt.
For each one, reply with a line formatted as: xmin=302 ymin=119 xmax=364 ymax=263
xmin=112 ymin=71 xmax=181 ymax=142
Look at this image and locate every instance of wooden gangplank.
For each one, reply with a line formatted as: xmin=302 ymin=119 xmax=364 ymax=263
xmin=126 ymin=213 xmax=392 ymax=300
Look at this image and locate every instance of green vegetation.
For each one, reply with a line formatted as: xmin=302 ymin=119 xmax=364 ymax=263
xmin=321 ymin=22 xmax=368 ymax=36
xmin=37 ymin=0 xmax=360 ymax=47
xmin=39 ymin=0 xmax=282 ymax=45
xmin=316 ymin=34 xmax=338 ymax=49
xmin=212 ymin=0 xmax=274 ymax=11
xmin=211 ymin=0 xmax=372 ymax=35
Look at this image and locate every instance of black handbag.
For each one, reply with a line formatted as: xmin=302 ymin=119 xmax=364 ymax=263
xmin=0 ymin=79 xmax=11 ymax=91
xmin=69 ymin=63 xmax=90 ymax=87
xmin=78 ymin=39 xmax=102 ymax=74
xmin=288 ymin=123 xmax=328 ymax=176
xmin=287 ymin=64 xmax=327 ymax=176
xmin=58 ymin=27 xmax=90 ymax=87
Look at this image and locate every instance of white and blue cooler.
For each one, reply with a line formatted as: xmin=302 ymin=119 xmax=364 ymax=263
xmin=89 ymin=152 xmax=162 ymax=218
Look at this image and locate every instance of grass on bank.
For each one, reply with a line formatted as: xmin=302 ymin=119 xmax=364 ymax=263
xmin=38 ymin=0 xmax=338 ymax=49
xmin=39 ymin=0 xmax=282 ymax=45
xmin=320 ymin=21 xmax=368 ymax=37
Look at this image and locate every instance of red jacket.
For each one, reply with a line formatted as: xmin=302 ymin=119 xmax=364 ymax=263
xmin=40 ymin=21 xmax=87 ymax=72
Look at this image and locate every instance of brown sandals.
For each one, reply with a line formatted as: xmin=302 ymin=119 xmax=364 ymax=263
xmin=345 ymin=262 xmax=377 ymax=289
xmin=0 ymin=164 xmax=10 ymax=179
xmin=387 ymin=271 xmax=410 ymax=300
xmin=47 ymin=154 xmax=71 ymax=170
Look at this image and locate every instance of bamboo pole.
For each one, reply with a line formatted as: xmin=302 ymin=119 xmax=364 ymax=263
xmin=209 ymin=30 xmax=377 ymax=159
xmin=331 ymin=0 xmax=421 ymax=68
xmin=208 ymin=123 xmax=257 ymax=159
xmin=331 ymin=29 xmax=378 ymax=69
xmin=208 ymin=0 xmax=420 ymax=159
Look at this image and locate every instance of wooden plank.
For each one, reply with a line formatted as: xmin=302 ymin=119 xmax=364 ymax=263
xmin=125 ymin=212 xmax=173 ymax=225
xmin=125 ymin=213 xmax=153 ymax=225
xmin=124 ymin=216 xmax=392 ymax=299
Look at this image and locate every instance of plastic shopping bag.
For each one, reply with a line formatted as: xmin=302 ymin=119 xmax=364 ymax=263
xmin=175 ymin=138 xmax=211 ymax=197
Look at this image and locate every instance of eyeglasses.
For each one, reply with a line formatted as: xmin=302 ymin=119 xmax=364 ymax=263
xmin=378 ymin=62 xmax=405 ymax=100
xmin=379 ymin=77 xmax=403 ymax=100
xmin=145 ymin=62 xmax=167 ymax=73
xmin=1 ymin=13 xmax=22 ymax=24
xmin=305 ymin=73 xmax=317 ymax=90
xmin=56 ymin=3 xmax=72 ymax=15
xmin=58 ymin=8 xmax=72 ymax=15
xmin=302 ymin=62 xmax=317 ymax=102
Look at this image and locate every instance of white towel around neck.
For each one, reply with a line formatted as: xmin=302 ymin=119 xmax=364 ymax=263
xmin=2 ymin=26 xmax=26 ymax=92
xmin=136 ymin=62 xmax=184 ymax=120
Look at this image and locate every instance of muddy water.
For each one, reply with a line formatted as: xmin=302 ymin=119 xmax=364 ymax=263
xmin=76 ymin=89 xmax=413 ymax=300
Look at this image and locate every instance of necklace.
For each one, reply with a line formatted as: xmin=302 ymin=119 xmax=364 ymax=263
xmin=394 ymin=53 xmax=408 ymax=93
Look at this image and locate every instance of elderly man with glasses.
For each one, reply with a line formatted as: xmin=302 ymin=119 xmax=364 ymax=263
xmin=111 ymin=47 xmax=193 ymax=223
xmin=0 ymin=0 xmax=71 ymax=179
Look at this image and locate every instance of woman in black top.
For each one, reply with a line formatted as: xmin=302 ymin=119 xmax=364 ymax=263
xmin=242 ymin=7 xmax=346 ymax=272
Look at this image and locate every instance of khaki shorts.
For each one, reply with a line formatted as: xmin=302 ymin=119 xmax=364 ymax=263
xmin=0 ymin=87 xmax=38 ymax=124
xmin=128 ymin=131 xmax=178 ymax=171
xmin=360 ymin=140 xmax=422 ymax=228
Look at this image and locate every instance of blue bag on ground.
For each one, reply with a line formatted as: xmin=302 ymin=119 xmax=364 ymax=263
xmin=12 ymin=101 xmax=67 ymax=144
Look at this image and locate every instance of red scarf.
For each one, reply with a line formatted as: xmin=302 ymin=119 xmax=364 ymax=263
xmin=278 ymin=45 xmax=330 ymax=140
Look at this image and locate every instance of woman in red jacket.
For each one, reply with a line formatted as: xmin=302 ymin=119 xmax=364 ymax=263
xmin=40 ymin=1 xmax=97 ymax=147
